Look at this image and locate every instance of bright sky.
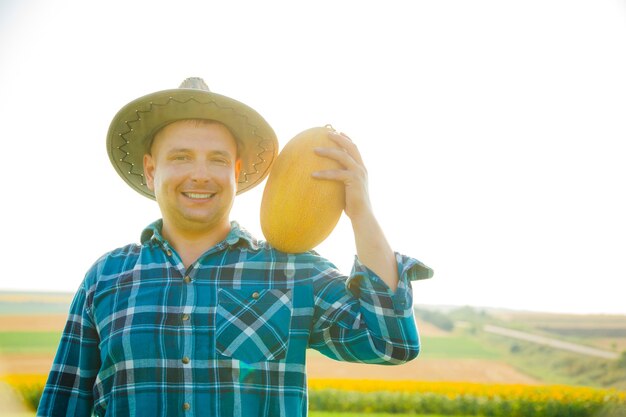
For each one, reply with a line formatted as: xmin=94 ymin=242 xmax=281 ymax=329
xmin=1 ymin=0 xmax=625 ymax=315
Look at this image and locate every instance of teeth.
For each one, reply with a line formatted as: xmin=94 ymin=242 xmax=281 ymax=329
xmin=184 ymin=192 xmax=214 ymax=199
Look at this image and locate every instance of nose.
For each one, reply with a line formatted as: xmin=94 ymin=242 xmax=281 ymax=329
xmin=190 ymin=161 xmax=211 ymax=183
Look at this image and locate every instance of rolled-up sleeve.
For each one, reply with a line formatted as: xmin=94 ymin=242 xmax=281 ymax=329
xmin=309 ymin=253 xmax=433 ymax=364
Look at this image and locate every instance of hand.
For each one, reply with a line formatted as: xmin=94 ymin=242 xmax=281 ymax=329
xmin=314 ymin=131 xmax=398 ymax=290
xmin=312 ymin=131 xmax=373 ymax=221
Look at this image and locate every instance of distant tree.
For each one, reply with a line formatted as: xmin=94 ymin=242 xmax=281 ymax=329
xmin=414 ymin=308 xmax=454 ymax=331
xmin=448 ymin=306 xmax=492 ymax=323
xmin=618 ymin=351 xmax=626 ymax=369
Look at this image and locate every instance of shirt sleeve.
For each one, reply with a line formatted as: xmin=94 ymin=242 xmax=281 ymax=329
xmin=37 ymin=280 xmax=100 ymax=417
xmin=309 ymin=252 xmax=433 ymax=364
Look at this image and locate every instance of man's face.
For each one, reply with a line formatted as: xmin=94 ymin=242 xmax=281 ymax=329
xmin=143 ymin=120 xmax=241 ymax=235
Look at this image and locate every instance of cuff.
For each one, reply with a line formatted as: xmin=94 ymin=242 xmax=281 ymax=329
xmin=346 ymin=253 xmax=433 ymax=316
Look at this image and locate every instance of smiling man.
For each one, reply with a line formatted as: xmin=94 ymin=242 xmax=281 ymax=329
xmin=37 ymin=78 xmax=433 ymax=417
xmin=143 ymin=120 xmax=242 ymax=267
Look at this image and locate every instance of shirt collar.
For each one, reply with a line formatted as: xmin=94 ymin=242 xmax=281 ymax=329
xmin=140 ymin=219 xmax=260 ymax=250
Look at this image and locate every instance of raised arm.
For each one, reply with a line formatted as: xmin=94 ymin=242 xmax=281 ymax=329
xmin=313 ymin=131 xmax=398 ymax=290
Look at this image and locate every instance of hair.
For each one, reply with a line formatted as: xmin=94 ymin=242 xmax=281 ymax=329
xmin=146 ymin=119 xmax=240 ymax=158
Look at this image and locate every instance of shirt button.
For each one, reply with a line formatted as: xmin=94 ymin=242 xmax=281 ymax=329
xmin=183 ymin=402 xmax=191 ymax=411
xmin=182 ymin=356 xmax=190 ymax=364
xmin=183 ymin=276 xmax=191 ymax=284
xmin=182 ymin=314 xmax=190 ymax=321
xmin=251 ymin=291 xmax=260 ymax=300
xmin=166 ymin=249 xmax=172 ymax=257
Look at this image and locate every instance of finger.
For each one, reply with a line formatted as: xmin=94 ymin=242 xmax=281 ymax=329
xmin=314 ymin=146 xmax=359 ymax=170
xmin=327 ymin=131 xmax=364 ymax=165
xmin=311 ymin=169 xmax=352 ymax=182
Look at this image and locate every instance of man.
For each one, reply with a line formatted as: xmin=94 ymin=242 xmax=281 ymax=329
xmin=38 ymin=77 xmax=433 ymax=416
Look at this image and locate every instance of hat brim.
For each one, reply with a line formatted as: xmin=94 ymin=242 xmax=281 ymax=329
xmin=107 ymin=88 xmax=278 ymax=199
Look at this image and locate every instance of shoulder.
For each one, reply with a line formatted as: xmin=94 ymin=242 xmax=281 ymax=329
xmin=242 ymin=237 xmax=326 ymax=264
xmin=245 ymin=241 xmax=345 ymax=281
xmin=83 ymin=242 xmax=143 ymax=288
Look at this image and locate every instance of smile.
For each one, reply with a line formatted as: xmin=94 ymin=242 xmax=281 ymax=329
xmin=183 ymin=192 xmax=216 ymax=199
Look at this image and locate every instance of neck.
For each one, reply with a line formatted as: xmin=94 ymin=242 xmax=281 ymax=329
xmin=161 ymin=220 xmax=232 ymax=268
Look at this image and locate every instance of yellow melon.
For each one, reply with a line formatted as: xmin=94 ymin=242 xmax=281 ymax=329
xmin=260 ymin=126 xmax=346 ymax=253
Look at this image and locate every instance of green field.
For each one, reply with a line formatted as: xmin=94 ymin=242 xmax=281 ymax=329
xmin=311 ymin=414 xmax=471 ymax=417
xmin=0 ymin=332 xmax=62 ymax=354
xmin=438 ymin=308 xmax=626 ymax=390
xmin=417 ymin=336 xmax=503 ymax=359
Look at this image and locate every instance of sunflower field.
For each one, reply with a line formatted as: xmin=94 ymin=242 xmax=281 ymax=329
xmin=4 ymin=374 xmax=626 ymax=416
xmin=308 ymin=379 xmax=626 ymax=416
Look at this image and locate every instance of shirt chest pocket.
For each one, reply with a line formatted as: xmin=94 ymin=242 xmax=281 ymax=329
xmin=215 ymin=288 xmax=293 ymax=364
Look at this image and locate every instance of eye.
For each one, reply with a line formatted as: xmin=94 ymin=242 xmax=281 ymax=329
xmin=211 ymin=157 xmax=229 ymax=166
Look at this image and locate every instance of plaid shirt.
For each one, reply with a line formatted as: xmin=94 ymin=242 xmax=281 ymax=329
xmin=38 ymin=220 xmax=433 ymax=417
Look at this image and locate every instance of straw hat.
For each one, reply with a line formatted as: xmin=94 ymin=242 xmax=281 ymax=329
xmin=107 ymin=77 xmax=278 ymax=199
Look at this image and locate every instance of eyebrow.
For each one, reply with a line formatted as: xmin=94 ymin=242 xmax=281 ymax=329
xmin=209 ymin=150 xmax=234 ymax=158
xmin=166 ymin=148 xmax=192 ymax=154
xmin=166 ymin=148 xmax=234 ymax=159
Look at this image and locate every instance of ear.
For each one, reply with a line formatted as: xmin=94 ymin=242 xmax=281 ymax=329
xmin=143 ymin=154 xmax=156 ymax=191
xmin=234 ymin=159 xmax=242 ymax=183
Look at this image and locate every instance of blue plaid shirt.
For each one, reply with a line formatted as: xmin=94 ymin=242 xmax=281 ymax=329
xmin=38 ymin=220 xmax=433 ymax=417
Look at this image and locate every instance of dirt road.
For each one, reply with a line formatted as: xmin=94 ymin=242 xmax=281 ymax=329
xmin=483 ymin=324 xmax=619 ymax=359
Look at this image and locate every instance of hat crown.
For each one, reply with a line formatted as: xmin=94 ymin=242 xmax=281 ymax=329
xmin=179 ymin=77 xmax=210 ymax=91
